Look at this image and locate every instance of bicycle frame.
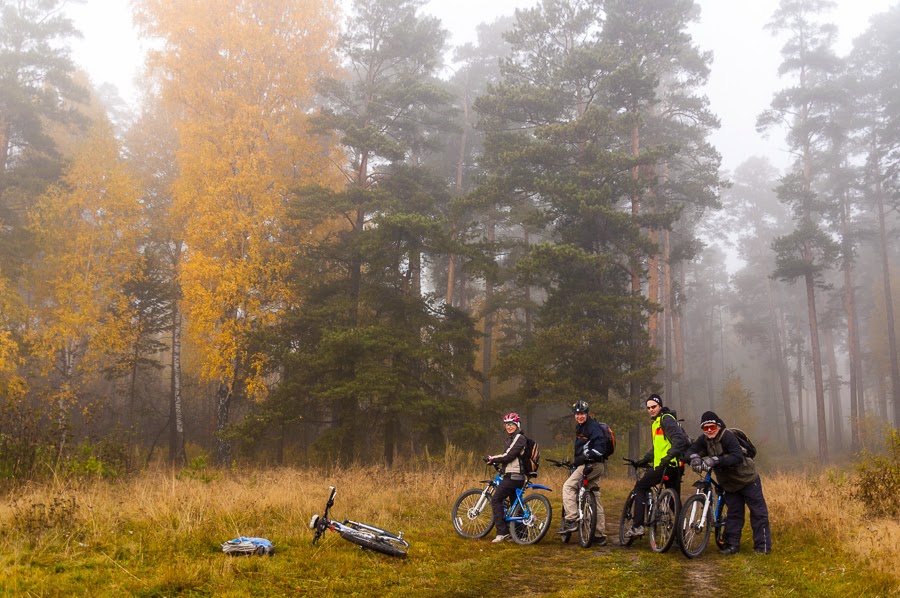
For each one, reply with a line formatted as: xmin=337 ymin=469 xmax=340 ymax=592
xmin=310 ymin=487 xmax=409 ymax=555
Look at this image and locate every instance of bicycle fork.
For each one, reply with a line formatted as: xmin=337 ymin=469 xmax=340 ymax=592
xmin=687 ymin=492 xmax=712 ymax=530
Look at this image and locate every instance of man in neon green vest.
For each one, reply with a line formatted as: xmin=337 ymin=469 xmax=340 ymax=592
xmin=623 ymin=393 xmax=689 ymax=539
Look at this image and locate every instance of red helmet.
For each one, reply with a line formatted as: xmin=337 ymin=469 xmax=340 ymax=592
xmin=502 ymin=412 xmax=521 ymax=427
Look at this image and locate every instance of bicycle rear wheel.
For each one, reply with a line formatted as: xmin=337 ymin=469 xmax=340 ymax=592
xmin=510 ymin=494 xmax=552 ymax=545
xmin=649 ymin=488 xmax=679 ymax=553
xmin=559 ymin=505 xmax=571 ymax=544
xmin=577 ymin=491 xmax=598 ymax=548
xmin=340 ymin=530 xmax=408 ymax=557
xmin=678 ymin=494 xmax=712 ymax=559
xmin=618 ymin=493 xmax=636 ymax=547
xmin=451 ymin=488 xmax=495 ymax=539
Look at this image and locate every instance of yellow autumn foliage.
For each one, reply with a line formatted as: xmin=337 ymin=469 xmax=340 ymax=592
xmin=26 ymin=123 xmax=143 ymax=396
xmin=134 ymin=0 xmax=341 ymax=399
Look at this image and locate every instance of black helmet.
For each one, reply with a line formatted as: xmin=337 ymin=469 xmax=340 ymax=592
xmin=571 ymin=400 xmax=589 ymax=414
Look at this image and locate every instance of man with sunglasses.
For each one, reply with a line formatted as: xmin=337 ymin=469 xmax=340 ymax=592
xmin=687 ymin=411 xmax=771 ymax=555
xmin=623 ymin=393 xmax=689 ymax=540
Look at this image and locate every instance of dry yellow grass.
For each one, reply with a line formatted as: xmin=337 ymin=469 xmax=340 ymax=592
xmin=764 ymin=470 xmax=900 ymax=582
xmin=1 ymin=458 xmax=898 ymax=596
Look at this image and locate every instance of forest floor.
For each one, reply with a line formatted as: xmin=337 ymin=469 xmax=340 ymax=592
xmin=0 ymin=456 xmax=897 ymax=597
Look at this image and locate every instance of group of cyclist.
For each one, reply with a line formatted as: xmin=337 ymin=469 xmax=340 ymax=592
xmin=485 ymin=393 xmax=772 ymax=555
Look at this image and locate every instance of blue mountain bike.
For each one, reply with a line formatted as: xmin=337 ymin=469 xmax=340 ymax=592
xmin=451 ymin=463 xmax=553 ymax=545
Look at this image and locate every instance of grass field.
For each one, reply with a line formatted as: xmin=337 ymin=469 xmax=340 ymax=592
xmin=1 ymin=455 xmax=898 ymax=597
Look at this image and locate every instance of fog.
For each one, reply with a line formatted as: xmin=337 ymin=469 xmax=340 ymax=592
xmin=2 ymin=0 xmax=897 ymax=470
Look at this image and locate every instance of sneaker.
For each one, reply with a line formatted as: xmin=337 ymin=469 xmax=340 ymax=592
xmin=491 ymin=534 xmax=510 ymax=543
xmin=557 ymin=520 xmax=578 ymax=534
xmin=623 ymin=525 xmax=644 ymax=539
xmin=719 ymin=544 xmax=739 ymax=555
xmin=593 ymin=535 xmax=608 ymax=546
xmin=754 ymin=547 xmax=771 ymax=555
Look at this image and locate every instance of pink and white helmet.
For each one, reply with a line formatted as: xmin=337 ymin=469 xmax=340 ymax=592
xmin=502 ymin=412 xmax=521 ymax=427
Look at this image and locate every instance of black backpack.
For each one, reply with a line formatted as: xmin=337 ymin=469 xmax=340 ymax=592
xmin=729 ymin=428 xmax=757 ymax=459
xmin=521 ymin=435 xmax=541 ymax=474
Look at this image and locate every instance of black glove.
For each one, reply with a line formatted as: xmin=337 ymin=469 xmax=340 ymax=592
xmin=702 ymin=456 xmax=719 ymax=470
xmin=635 ymin=457 xmax=651 ymax=468
xmin=690 ymin=457 xmax=702 ymax=473
xmin=483 ymin=455 xmax=493 ymax=464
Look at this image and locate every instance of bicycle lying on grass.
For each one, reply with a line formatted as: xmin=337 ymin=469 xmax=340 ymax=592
xmin=309 ymin=486 xmax=410 ymax=557
xmin=547 ymin=458 xmax=604 ymax=548
xmin=619 ymin=458 xmax=680 ymax=553
xmin=676 ymin=467 xmax=727 ymax=559
xmin=451 ymin=462 xmax=553 ymax=545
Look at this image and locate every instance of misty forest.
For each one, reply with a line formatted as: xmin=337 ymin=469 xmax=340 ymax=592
xmin=1 ymin=0 xmax=900 ymax=482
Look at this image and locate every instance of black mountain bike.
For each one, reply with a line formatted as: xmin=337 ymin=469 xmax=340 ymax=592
xmin=310 ymin=486 xmax=409 ymax=557
xmin=548 ymin=458 xmax=605 ymax=548
xmin=619 ymin=458 xmax=680 ymax=553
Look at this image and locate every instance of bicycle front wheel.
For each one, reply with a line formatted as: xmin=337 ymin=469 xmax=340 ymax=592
xmin=451 ymin=488 xmax=495 ymax=539
xmin=619 ymin=493 xmax=636 ymax=547
xmin=340 ymin=530 xmax=408 ymax=557
xmin=649 ymin=488 xmax=679 ymax=553
xmin=510 ymin=494 xmax=552 ymax=545
xmin=678 ymin=493 xmax=712 ymax=558
xmin=714 ymin=497 xmax=728 ymax=549
xmin=577 ymin=491 xmax=598 ymax=548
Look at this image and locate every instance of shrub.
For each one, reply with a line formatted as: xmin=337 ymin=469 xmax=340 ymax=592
xmin=852 ymin=427 xmax=900 ymax=516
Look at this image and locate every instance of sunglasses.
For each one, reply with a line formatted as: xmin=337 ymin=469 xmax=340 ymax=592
xmin=646 ymin=405 xmax=659 ymax=410
xmin=701 ymin=424 xmax=718 ymax=432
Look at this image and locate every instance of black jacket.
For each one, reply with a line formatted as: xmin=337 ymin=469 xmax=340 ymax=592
xmin=687 ymin=428 xmax=758 ymax=492
xmin=574 ymin=417 xmax=608 ymax=466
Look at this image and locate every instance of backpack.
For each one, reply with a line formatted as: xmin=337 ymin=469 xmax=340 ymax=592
xmin=729 ymin=428 xmax=757 ymax=459
xmin=597 ymin=422 xmax=616 ymax=458
xmin=521 ymin=435 xmax=541 ymax=474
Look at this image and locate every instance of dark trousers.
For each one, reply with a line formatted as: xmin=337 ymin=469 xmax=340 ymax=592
xmin=490 ymin=476 xmax=524 ymax=535
xmin=723 ymin=476 xmax=772 ymax=552
xmin=632 ymin=464 xmax=683 ymax=527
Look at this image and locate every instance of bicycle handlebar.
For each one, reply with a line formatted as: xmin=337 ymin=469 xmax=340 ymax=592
xmin=622 ymin=457 xmax=650 ymax=469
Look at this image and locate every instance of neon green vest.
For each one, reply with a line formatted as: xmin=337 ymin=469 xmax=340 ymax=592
xmin=652 ymin=413 xmax=679 ymax=467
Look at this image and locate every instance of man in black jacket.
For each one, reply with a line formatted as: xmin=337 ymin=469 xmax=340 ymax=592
xmin=624 ymin=393 xmax=689 ymax=539
xmin=557 ymin=401 xmax=608 ymax=544
xmin=687 ymin=410 xmax=772 ymax=555
xmin=484 ymin=412 xmax=528 ymax=543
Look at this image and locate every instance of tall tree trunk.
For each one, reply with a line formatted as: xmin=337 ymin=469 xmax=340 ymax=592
xmin=482 ymin=218 xmax=496 ymax=404
xmin=648 ymin=229 xmax=659 ymax=351
xmin=674 ymin=262 xmax=685 ymax=381
xmin=215 ymin=377 xmax=233 ymax=466
xmin=168 ymin=296 xmax=186 ymax=466
xmin=705 ymin=303 xmax=715 ymax=410
xmin=663 ymin=229 xmax=673 ymax=403
xmin=874 ymin=170 xmax=900 ymax=426
xmin=840 ymin=195 xmax=862 ymax=450
xmin=628 ymin=122 xmax=642 ymax=458
xmin=803 ymin=269 xmax=828 ymax=461
xmin=824 ymin=326 xmax=843 ymax=450
xmin=766 ymin=279 xmax=797 ymax=452
xmin=795 ymin=335 xmax=805 ymax=452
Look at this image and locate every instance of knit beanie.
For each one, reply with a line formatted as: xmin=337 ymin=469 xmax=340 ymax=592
xmin=700 ymin=411 xmax=726 ymax=429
